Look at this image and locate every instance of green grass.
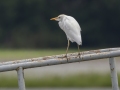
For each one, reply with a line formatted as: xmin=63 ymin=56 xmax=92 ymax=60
xmin=0 ymin=73 xmax=120 ymax=87
xmin=25 ymin=73 xmax=120 ymax=87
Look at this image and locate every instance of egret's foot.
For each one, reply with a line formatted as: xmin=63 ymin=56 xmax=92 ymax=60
xmin=78 ymin=52 xmax=81 ymax=58
xmin=63 ymin=55 xmax=68 ymax=62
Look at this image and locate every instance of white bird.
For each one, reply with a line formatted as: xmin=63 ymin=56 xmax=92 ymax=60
xmin=50 ymin=14 xmax=82 ymax=57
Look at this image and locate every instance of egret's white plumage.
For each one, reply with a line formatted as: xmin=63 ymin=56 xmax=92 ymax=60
xmin=58 ymin=14 xmax=82 ymax=45
xmin=50 ymin=14 xmax=82 ymax=57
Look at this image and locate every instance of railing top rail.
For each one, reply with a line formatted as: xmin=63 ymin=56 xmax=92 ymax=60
xmin=0 ymin=48 xmax=120 ymax=72
xmin=0 ymin=47 xmax=120 ymax=66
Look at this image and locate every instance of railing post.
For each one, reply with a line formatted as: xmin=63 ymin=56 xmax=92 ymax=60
xmin=17 ymin=67 xmax=26 ymax=90
xmin=109 ymin=57 xmax=119 ymax=90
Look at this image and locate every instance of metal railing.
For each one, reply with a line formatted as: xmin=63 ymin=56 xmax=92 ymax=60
xmin=0 ymin=47 xmax=120 ymax=90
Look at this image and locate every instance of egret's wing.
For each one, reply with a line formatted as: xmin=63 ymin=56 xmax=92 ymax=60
xmin=66 ymin=16 xmax=81 ymax=31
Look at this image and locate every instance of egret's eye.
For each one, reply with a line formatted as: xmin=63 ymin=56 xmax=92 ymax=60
xmin=58 ymin=17 xmax=60 ymax=19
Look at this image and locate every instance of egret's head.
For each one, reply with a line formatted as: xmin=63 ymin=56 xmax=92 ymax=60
xmin=50 ymin=14 xmax=66 ymax=21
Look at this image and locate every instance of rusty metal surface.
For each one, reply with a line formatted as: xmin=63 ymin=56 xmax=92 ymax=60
xmin=0 ymin=47 xmax=120 ymax=66
xmin=0 ymin=49 xmax=120 ymax=72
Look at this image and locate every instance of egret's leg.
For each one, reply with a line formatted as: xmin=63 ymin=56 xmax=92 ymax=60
xmin=66 ymin=40 xmax=70 ymax=57
xmin=78 ymin=45 xmax=81 ymax=57
xmin=64 ymin=40 xmax=70 ymax=62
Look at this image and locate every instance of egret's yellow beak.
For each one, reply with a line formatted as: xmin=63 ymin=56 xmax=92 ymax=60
xmin=50 ymin=17 xmax=57 ymax=20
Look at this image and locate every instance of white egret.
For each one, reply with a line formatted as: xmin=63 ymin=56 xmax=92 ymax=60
xmin=50 ymin=14 xmax=82 ymax=58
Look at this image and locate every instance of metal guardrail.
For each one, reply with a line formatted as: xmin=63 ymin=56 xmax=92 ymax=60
xmin=0 ymin=47 xmax=120 ymax=90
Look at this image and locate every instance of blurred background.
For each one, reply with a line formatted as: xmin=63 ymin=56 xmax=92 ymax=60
xmin=0 ymin=0 xmax=120 ymax=89
xmin=0 ymin=0 xmax=120 ymax=49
